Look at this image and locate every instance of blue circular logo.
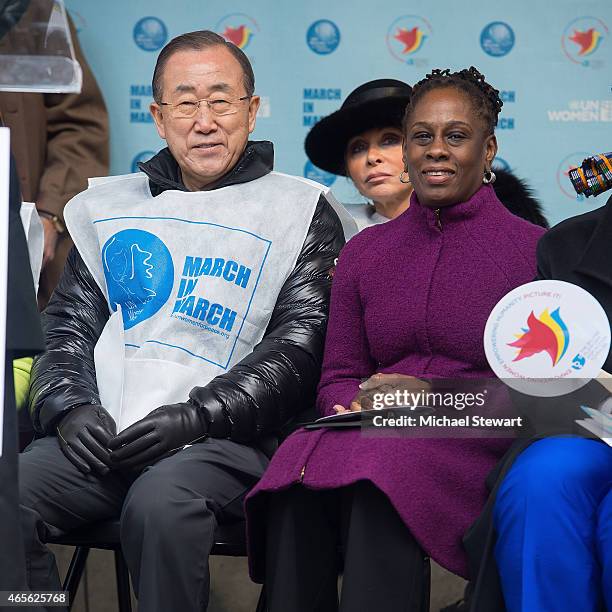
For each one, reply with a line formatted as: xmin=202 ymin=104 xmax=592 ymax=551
xmin=304 ymin=161 xmax=336 ymax=187
xmin=131 ymin=151 xmax=157 ymax=173
xmin=133 ymin=17 xmax=168 ymax=52
xmin=307 ymin=20 xmax=341 ymax=55
xmin=492 ymin=157 xmax=511 ymax=172
xmin=102 ymin=229 xmax=174 ymax=329
xmin=480 ymin=21 xmax=515 ymax=57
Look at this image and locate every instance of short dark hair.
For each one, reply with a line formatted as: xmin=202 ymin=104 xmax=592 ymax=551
xmin=152 ymin=30 xmax=255 ymax=103
xmin=402 ymin=66 xmax=503 ymax=136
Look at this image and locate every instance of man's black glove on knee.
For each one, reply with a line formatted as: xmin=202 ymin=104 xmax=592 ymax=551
xmin=108 ymin=402 xmax=209 ymax=471
xmin=56 ymin=404 xmax=116 ymax=476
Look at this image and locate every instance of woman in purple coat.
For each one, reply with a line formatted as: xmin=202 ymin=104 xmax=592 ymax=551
xmin=246 ymin=67 xmax=546 ymax=611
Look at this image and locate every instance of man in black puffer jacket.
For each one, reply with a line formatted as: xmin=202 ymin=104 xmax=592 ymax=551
xmin=19 ymin=31 xmax=345 ymax=612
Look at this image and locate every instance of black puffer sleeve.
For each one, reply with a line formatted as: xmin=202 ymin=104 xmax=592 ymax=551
xmin=29 ymin=247 xmax=110 ymax=434
xmin=189 ymin=194 xmax=345 ymax=442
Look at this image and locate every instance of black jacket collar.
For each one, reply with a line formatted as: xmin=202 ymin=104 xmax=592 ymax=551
xmin=138 ymin=140 xmax=274 ymax=196
xmin=575 ymin=194 xmax=612 ymax=287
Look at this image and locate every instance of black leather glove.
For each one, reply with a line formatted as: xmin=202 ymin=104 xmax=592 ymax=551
xmin=108 ymin=402 xmax=208 ymax=470
xmin=56 ymin=404 xmax=116 ymax=476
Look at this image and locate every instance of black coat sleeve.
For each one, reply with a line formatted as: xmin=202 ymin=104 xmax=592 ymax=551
xmin=535 ymin=232 xmax=553 ymax=280
xmin=29 ymin=247 xmax=109 ymax=434
xmin=188 ymin=195 xmax=345 ymax=442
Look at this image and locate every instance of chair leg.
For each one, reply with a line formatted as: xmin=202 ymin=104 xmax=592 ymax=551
xmin=114 ymin=548 xmax=132 ymax=612
xmin=62 ymin=546 xmax=90 ymax=611
xmin=255 ymin=584 xmax=267 ymax=612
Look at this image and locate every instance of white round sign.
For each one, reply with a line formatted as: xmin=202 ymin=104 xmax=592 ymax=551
xmin=484 ymin=280 xmax=611 ymax=396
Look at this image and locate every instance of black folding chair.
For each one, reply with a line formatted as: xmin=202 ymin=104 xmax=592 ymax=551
xmin=46 ymin=519 xmax=266 ymax=611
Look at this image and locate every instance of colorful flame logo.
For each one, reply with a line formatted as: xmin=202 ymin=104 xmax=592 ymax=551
xmin=394 ymin=26 xmax=427 ymax=54
xmin=569 ymin=28 xmax=603 ymax=56
xmin=562 ymin=17 xmax=608 ymax=65
xmin=508 ymin=308 xmax=570 ymax=367
xmin=222 ymin=24 xmax=253 ymax=49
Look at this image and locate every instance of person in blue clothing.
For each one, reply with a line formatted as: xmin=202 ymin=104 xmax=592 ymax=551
xmin=466 ymin=192 xmax=612 ymax=612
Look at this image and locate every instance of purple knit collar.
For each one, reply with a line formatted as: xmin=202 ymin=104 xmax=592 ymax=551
xmin=407 ymin=184 xmax=502 ymax=228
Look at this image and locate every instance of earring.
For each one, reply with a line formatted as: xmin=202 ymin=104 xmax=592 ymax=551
xmin=483 ymin=170 xmax=496 ymax=185
xmin=399 ymin=171 xmax=411 ymax=184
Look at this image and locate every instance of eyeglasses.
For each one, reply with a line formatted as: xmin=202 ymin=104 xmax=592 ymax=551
xmin=159 ymin=95 xmax=251 ymax=118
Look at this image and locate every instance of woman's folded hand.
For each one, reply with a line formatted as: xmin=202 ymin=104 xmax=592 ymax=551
xmin=345 ymin=373 xmax=432 ymax=411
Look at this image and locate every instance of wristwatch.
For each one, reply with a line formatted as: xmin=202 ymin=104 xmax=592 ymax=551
xmin=37 ymin=209 xmax=66 ymax=234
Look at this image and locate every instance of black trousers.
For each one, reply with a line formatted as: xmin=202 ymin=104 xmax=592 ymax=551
xmin=265 ymin=481 xmax=427 ymax=612
xmin=19 ymin=436 xmax=268 ymax=612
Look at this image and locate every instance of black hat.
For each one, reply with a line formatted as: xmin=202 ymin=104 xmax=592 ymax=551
xmin=305 ymin=79 xmax=412 ymax=176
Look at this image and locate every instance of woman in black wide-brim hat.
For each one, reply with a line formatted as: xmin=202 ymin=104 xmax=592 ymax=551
xmin=305 ymin=79 xmax=413 ymax=231
xmin=305 ymin=78 xmax=548 ymax=233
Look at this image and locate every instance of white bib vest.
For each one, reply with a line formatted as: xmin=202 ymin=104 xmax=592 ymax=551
xmin=64 ymin=171 xmax=348 ymax=432
xmin=19 ymin=202 xmax=43 ymax=293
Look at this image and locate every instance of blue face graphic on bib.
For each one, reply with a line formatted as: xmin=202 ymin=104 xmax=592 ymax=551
xmin=102 ymin=229 xmax=174 ymax=329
